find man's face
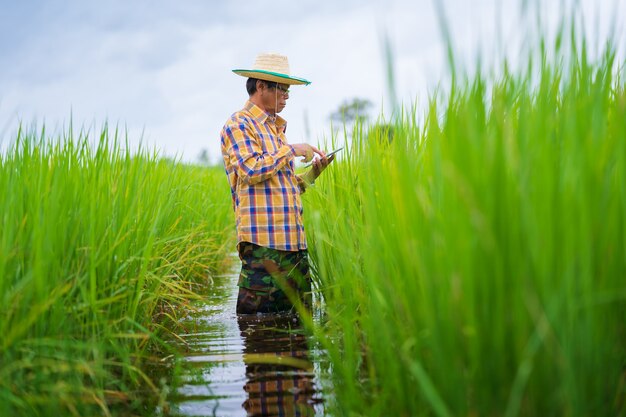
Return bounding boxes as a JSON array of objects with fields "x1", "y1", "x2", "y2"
[{"x1": 261, "y1": 82, "x2": 290, "y2": 114}]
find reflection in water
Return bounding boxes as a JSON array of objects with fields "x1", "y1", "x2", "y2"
[
  {"x1": 154, "y1": 269, "x2": 326, "y2": 416},
  {"x1": 238, "y1": 314, "x2": 319, "y2": 417}
]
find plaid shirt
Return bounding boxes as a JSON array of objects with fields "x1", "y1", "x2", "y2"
[{"x1": 220, "y1": 101, "x2": 306, "y2": 251}]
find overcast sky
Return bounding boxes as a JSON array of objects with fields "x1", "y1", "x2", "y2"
[{"x1": 1, "y1": 0, "x2": 624, "y2": 164}]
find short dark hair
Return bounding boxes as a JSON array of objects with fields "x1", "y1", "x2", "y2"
[{"x1": 246, "y1": 78, "x2": 277, "y2": 96}]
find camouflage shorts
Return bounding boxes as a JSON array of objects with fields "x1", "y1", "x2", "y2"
[{"x1": 236, "y1": 242, "x2": 312, "y2": 314}]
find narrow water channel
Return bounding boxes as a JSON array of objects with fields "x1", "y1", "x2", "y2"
[{"x1": 157, "y1": 260, "x2": 327, "y2": 416}]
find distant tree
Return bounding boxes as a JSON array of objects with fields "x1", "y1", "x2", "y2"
[
  {"x1": 330, "y1": 98, "x2": 373, "y2": 124},
  {"x1": 197, "y1": 148, "x2": 210, "y2": 165}
]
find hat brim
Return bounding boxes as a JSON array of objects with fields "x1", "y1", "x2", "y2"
[{"x1": 232, "y1": 69, "x2": 311, "y2": 85}]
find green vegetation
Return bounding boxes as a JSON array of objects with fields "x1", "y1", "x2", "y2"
[
  {"x1": 3, "y1": 10, "x2": 625, "y2": 417},
  {"x1": 305, "y1": 32, "x2": 626, "y2": 416},
  {"x1": 0, "y1": 127, "x2": 234, "y2": 416}
]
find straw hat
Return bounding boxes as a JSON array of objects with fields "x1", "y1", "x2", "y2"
[{"x1": 232, "y1": 52, "x2": 311, "y2": 86}]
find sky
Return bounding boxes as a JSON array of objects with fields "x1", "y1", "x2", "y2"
[{"x1": 1, "y1": 0, "x2": 624, "y2": 164}]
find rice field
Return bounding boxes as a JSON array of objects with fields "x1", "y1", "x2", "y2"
[
  {"x1": 0, "y1": 127, "x2": 234, "y2": 416},
  {"x1": 2, "y1": 12, "x2": 625, "y2": 417},
  {"x1": 304, "y1": 31, "x2": 626, "y2": 416}
]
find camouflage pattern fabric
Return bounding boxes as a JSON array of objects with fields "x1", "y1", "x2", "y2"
[{"x1": 236, "y1": 242, "x2": 312, "y2": 314}]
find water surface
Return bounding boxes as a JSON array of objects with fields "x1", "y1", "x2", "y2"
[{"x1": 158, "y1": 263, "x2": 326, "y2": 416}]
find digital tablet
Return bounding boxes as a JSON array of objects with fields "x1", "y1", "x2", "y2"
[{"x1": 303, "y1": 147, "x2": 343, "y2": 168}]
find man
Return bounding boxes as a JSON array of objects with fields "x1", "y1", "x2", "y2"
[{"x1": 220, "y1": 52, "x2": 334, "y2": 314}]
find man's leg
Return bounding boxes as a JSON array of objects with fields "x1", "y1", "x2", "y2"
[
  {"x1": 271, "y1": 249, "x2": 312, "y2": 311},
  {"x1": 236, "y1": 242, "x2": 311, "y2": 314}
]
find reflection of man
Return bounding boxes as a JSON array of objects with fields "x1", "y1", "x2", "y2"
[
  {"x1": 238, "y1": 315, "x2": 318, "y2": 416},
  {"x1": 220, "y1": 52, "x2": 334, "y2": 314}
]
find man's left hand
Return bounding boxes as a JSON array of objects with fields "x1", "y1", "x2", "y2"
[{"x1": 302, "y1": 154, "x2": 335, "y2": 185}]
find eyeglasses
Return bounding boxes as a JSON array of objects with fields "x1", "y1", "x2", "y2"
[
  {"x1": 265, "y1": 81, "x2": 290, "y2": 97},
  {"x1": 275, "y1": 84, "x2": 290, "y2": 97}
]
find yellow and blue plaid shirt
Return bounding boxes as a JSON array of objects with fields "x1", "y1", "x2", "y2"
[{"x1": 221, "y1": 101, "x2": 306, "y2": 251}]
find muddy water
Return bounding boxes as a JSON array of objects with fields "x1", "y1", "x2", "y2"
[{"x1": 158, "y1": 261, "x2": 327, "y2": 416}]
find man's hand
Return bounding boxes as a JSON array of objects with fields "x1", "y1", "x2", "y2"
[
  {"x1": 301, "y1": 154, "x2": 335, "y2": 186},
  {"x1": 310, "y1": 154, "x2": 335, "y2": 176},
  {"x1": 292, "y1": 143, "x2": 324, "y2": 163}
]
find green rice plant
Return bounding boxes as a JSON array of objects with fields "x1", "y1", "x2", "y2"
[
  {"x1": 304, "y1": 24, "x2": 626, "y2": 417},
  {"x1": 0, "y1": 126, "x2": 234, "y2": 416}
]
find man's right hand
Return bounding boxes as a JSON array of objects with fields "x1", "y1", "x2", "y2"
[{"x1": 292, "y1": 143, "x2": 325, "y2": 163}]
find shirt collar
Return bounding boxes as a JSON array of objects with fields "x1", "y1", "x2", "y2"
[{"x1": 244, "y1": 100, "x2": 287, "y2": 129}]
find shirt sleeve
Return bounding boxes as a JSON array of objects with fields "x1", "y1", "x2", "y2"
[{"x1": 222, "y1": 118, "x2": 295, "y2": 185}]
